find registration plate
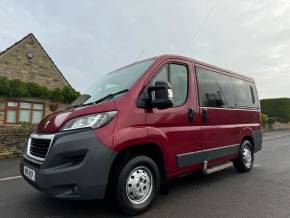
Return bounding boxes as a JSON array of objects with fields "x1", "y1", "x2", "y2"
[{"x1": 23, "y1": 166, "x2": 35, "y2": 181}]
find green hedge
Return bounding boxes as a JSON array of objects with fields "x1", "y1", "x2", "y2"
[
  {"x1": 260, "y1": 98, "x2": 290, "y2": 121},
  {"x1": 0, "y1": 76, "x2": 80, "y2": 103},
  {"x1": 261, "y1": 114, "x2": 269, "y2": 123}
]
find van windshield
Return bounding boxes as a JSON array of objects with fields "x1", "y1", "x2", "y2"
[{"x1": 70, "y1": 58, "x2": 155, "y2": 107}]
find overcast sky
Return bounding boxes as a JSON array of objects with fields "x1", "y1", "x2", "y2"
[{"x1": 0, "y1": 0, "x2": 290, "y2": 99}]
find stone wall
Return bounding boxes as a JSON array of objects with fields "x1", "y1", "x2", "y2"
[
  {"x1": 0, "y1": 100, "x2": 4, "y2": 124},
  {"x1": 0, "y1": 33, "x2": 68, "y2": 90},
  {"x1": 0, "y1": 97, "x2": 66, "y2": 158},
  {"x1": 0, "y1": 124, "x2": 36, "y2": 158},
  {"x1": 262, "y1": 121, "x2": 290, "y2": 131}
]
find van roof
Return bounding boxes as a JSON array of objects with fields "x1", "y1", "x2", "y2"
[{"x1": 154, "y1": 54, "x2": 255, "y2": 82}]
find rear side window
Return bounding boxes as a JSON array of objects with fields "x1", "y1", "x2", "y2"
[
  {"x1": 196, "y1": 67, "x2": 235, "y2": 108},
  {"x1": 232, "y1": 79, "x2": 259, "y2": 108},
  {"x1": 151, "y1": 63, "x2": 188, "y2": 107},
  {"x1": 252, "y1": 85, "x2": 259, "y2": 108}
]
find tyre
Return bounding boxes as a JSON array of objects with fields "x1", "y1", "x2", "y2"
[
  {"x1": 234, "y1": 140, "x2": 254, "y2": 173},
  {"x1": 112, "y1": 155, "x2": 160, "y2": 216}
]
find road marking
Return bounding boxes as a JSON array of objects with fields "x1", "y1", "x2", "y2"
[
  {"x1": 263, "y1": 136, "x2": 279, "y2": 140},
  {"x1": 0, "y1": 175, "x2": 22, "y2": 182},
  {"x1": 263, "y1": 134, "x2": 290, "y2": 140}
]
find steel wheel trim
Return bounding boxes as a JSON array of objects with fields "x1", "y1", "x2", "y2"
[
  {"x1": 126, "y1": 166, "x2": 153, "y2": 205},
  {"x1": 242, "y1": 146, "x2": 252, "y2": 168}
]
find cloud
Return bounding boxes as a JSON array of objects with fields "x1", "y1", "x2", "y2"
[{"x1": 0, "y1": 0, "x2": 289, "y2": 99}]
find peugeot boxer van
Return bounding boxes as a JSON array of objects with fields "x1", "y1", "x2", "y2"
[{"x1": 21, "y1": 54, "x2": 262, "y2": 215}]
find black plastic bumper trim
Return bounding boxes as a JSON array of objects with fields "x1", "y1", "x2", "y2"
[
  {"x1": 253, "y1": 130, "x2": 262, "y2": 153},
  {"x1": 176, "y1": 144, "x2": 239, "y2": 168},
  {"x1": 21, "y1": 129, "x2": 117, "y2": 200}
]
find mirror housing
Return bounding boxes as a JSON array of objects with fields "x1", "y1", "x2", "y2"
[{"x1": 148, "y1": 81, "x2": 173, "y2": 109}]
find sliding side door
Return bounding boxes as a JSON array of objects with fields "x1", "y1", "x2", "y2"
[{"x1": 195, "y1": 66, "x2": 240, "y2": 165}]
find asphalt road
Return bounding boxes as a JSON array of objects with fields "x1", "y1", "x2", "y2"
[{"x1": 1, "y1": 130, "x2": 290, "y2": 218}]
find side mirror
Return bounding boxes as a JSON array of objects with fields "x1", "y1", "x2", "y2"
[{"x1": 148, "y1": 81, "x2": 173, "y2": 109}]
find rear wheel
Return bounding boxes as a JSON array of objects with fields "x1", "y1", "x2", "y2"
[
  {"x1": 234, "y1": 140, "x2": 254, "y2": 172},
  {"x1": 112, "y1": 155, "x2": 160, "y2": 216}
]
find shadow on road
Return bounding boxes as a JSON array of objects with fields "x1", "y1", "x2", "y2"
[{"x1": 23, "y1": 168, "x2": 243, "y2": 217}]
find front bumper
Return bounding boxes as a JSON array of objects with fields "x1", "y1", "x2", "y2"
[{"x1": 20, "y1": 129, "x2": 116, "y2": 200}]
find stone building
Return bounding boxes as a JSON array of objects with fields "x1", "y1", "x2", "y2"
[{"x1": 0, "y1": 33, "x2": 71, "y2": 125}]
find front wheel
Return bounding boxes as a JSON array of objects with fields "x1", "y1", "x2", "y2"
[
  {"x1": 234, "y1": 140, "x2": 254, "y2": 173},
  {"x1": 114, "y1": 155, "x2": 160, "y2": 216}
]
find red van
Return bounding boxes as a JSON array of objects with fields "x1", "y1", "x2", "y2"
[{"x1": 21, "y1": 54, "x2": 262, "y2": 215}]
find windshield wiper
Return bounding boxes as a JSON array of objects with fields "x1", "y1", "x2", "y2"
[
  {"x1": 94, "y1": 89, "x2": 129, "y2": 104},
  {"x1": 66, "y1": 89, "x2": 129, "y2": 109}
]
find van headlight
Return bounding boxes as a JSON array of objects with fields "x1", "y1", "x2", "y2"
[{"x1": 61, "y1": 111, "x2": 117, "y2": 131}]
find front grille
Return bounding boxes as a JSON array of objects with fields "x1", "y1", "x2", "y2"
[
  {"x1": 30, "y1": 138, "x2": 51, "y2": 159},
  {"x1": 27, "y1": 134, "x2": 54, "y2": 161}
]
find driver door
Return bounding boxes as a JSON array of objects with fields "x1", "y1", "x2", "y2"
[{"x1": 145, "y1": 59, "x2": 202, "y2": 174}]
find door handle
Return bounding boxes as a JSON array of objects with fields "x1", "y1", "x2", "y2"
[
  {"x1": 188, "y1": 108, "x2": 195, "y2": 123},
  {"x1": 202, "y1": 108, "x2": 208, "y2": 122}
]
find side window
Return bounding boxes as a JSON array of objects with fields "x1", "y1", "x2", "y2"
[
  {"x1": 151, "y1": 64, "x2": 169, "y2": 85},
  {"x1": 196, "y1": 67, "x2": 235, "y2": 108},
  {"x1": 150, "y1": 63, "x2": 188, "y2": 107},
  {"x1": 170, "y1": 64, "x2": 188, "y2": 106},
  {"x1": 252, "y1": 85, "x2": 259, "y2": 108},
  {"x1": 233, "y1": 79, "x2": 259, "y2": 108}
]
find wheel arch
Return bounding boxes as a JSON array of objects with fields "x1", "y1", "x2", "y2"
[
  {"x1": 241, "y1": 135, "x2": 254, "y2": 151},
  {"x1": 239, "y1": 127, "x2": 255, "y2": 150},
  {"x1": 107, "y1": 142, "x2": 169, "y2": 196}
]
